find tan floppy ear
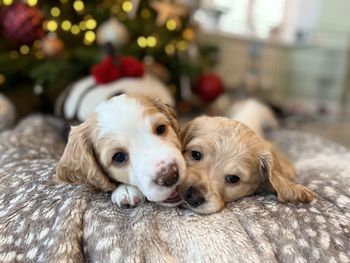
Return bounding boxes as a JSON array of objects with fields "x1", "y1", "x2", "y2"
[
  {"x1": 148, "y1": 96, "x2": 180, "y2": 137},
  {"x1": 164, "y1": 104, "x2": 180, "y2": 137},
  {"x1": 259, "y1": 145, "x2": 315, "y2": 203},
  {"x1": 180, "y1": 121, "x2": 196, "y2": 152},
  {"x1": 55, "y1": 116, "x2": 116, "y2": 192}
]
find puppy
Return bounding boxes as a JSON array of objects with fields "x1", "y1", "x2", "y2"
[
  {"x1": 178, "y1": 116, "x2": 315, "y2": 214},
  {"x1": 55, "y1": 94, "x2": 184, "y2": 207},
  {"x1": 227, "y1": 98, "x2": 278, "y2": 137}
]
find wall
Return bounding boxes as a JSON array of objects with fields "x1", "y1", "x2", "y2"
[
  {"x1": 198, "y1": 0, "x2": 350, "y2": 113},
  {"x1": 286, "y1": 0, "x2": 350, "y2": 112}
]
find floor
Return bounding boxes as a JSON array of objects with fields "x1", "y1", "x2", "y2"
[{"x1": 283, "y1": 115, "x2": 350, "y2": 148}]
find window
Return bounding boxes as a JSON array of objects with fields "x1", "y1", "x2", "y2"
[
  {"x1": 217, "y1": 0, "x2": 250, "y2": 35},
  {"x1": 252, "y1": 0, "x2": 286, "y2": 38},
  {"x1": 212, "y1": 0, "x2": 286, "y2": 37}
]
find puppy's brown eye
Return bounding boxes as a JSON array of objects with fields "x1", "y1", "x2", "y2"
[
  {"x1": 226, "y1": 175, "x2": 240, "y2": 184},
  {"x1": 156, "y1": 124, "x2": 166, "y2": 135},
  {"x1": 112, "y1": 152, "x2": 128, "y2": 164},
  {"x1": 191, "y1": 151, "x2": 202, "y2": 161}
]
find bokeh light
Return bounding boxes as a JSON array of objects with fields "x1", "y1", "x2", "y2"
[
  {"x1": 147, "y1": 36, "x2": 157, "y2": 47},
  {"x1": 137, "y1": 36, "x2": 147, "y2": 48},
  {"x1": 141, "y1": 9, "x2": 151, "y2": 19},
  {"x1": 50, "y1": 7, "x2": 61, "y2": 17},
  {"x1": 71, "y1": 25, "x2": 80, "y2": 35},
  {"x1": 27, "y1": 0, "x2": 38, "y2": 6},
  {"x1": 3, "y1": 0, "x2": 13, "y2": 5},
  {"x1": 176, "y1": 40, "x2": 188, "y2": 51},
  {"x1": 86, "y1": 19, "x2": 97, "y2": 30},
  {"x1": 84, "y1": 31, "x2": 96, "y2": 42},
  {"x1": 61, "y1": 20, "x2": 72, "y2": 31},
  {"x1": 35, "y1": 51, "x2": 45, "y2": 60},
  {"x1": 73, "y1": 0, "x2": 85, "y2": 12},
  {"x1": 46, "y1": 20, "x2": 58, "y2": 32},
  {"x1": 166, "y1": 19, "x2": 177, "y2": 31},
  {"x1": 165, "y1": 44, "x2": 175, "y2": 55},
  {"x1": 20, "y1": 45, "x2": 30, "y2": 55},
  {"x1": 9, "y1": 51, "x2": 18, "y2": 60},
  {"x1": 122, "y1": 1, "x2": 133, "y2": 12},
  {"x1": 79, "y1": 21, "x2": 87, "y2": 30},
  {"x1": 182, "y1": 28, "x2": 194, "y2": 41}
]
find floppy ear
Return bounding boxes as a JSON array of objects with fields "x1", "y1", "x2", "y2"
[
  {"x1": 259, "y1": 145, "x2": 315, "y2": 203},
  {"x1": 148, "y1": 96, "x2": 180, "y2": 137},
  {"x1": 55, "y1": 117, "x2": 116, "y2": 192},
  {"x1": 164, "y1": 104, "x2": 180, "y2": 137},
  {"x1": 180, "y1": 121, "x2": 196, "y2": 152}
]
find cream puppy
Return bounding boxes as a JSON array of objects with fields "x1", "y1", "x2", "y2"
[
  {"x1": 227, "y1": 98, "x2": 278, "y2": 137},
  {"x1": 179, "y1": 116, "x2": 315, "y2": 214},
  {"x1": 56, "y1": 94, "x2": 185, "y2": 207}
]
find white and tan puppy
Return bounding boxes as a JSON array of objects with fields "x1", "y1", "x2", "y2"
[{"x1": 55, "y1": 94, "x2": 185, "y2": 207}]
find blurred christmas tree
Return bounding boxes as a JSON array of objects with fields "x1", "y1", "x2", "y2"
[{"x1": 0, "y1": 0, "x2": 219, "y2": 116}]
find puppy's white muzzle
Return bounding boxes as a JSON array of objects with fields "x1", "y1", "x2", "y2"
[{"x1": 131, "y1": 145, "x2": 186, "y2": 202}]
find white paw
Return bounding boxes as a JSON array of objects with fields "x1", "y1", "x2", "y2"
[{"x1": 111, "y1": 184, "x2": 145, "y2": 207}]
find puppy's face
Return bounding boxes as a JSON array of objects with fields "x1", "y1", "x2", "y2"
[
  {"x1": 56, "y1": 94, "x2": 185, "y2": 203},
  {"x1": 179, "y1": 116, "x2": 315, "y2": 214}
]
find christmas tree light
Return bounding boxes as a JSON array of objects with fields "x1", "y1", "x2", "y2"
[
  {"x1": 86, "y1": 19, "x2": 97, "y2": 30},
  {"x1": 122, "y1": 1, "x2": 133, "y2": 12},
  {"x1": 70, "y1": 25, "x2": 80, "y2": 35},
  {"x1": 50, "y1": 7, "x2": 60, "y2": 17},
  {"x1": 61, "y1": 20, "x2": 72, "y2": 31},
  {"x1": 46, "y1": 20, "x2": 58, "y2": 32},
  {"x1": 73, "y1": 0, "x2": 84, "y2": 12},
  {"x1": 19, "y1": 45, "x2": 30, "y2": 55},
  {"x1": 166, "y1": 19, "x2": 177, "y2": 31},
  {"x1": 3, "y1": 0, "x2": 13, "y2": 6},
  {"x1": 27, "y1": 0, "x2": 37, "y2": 6}
]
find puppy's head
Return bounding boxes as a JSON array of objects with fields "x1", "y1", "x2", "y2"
[
  {"x1": 56, "y1": 94, "x2": 185, "y2": 203},
  {"x1": 178, "y1": 116, "x2": 315, "y2": 214}
]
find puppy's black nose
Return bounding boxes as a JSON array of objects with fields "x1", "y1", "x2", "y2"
[
  {"x1": 155, "y1": 163, "x2": 179, "y2": 187},
  {"x1": 185, "y1": 186, "x2": 205, "y2": 207}
]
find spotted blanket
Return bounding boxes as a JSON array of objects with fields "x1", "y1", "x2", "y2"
[{"x1": 0, "y1": 116, "x2": 349, "y2": 262}]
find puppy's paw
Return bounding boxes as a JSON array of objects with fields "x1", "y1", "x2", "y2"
[{"x1": 111, "y1": 184, "x2": 145, "y2": 207}]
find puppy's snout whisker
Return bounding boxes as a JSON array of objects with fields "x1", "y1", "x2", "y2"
[
  {"x1": 155, "y1": 163, "x2": 179, "y2": 187},
  {"x1": 185, "y1": 186, "x2": 205, "y2": 207}
]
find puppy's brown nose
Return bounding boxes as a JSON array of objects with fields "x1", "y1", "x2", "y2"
[
  {"x1": 155, "y1": 163, "x2": 179, "y2": 187},
  {"x1": 185, "y1": 186, "x2": 205, "y2": 207}
]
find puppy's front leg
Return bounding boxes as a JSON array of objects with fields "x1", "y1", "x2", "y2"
[{"x1": 111, "y1": 184, "x2": 145, "y2": 207}]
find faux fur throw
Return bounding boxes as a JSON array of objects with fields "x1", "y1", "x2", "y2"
[{"x1": 0, "y1": 116, "x2": 349, "y2": 262}]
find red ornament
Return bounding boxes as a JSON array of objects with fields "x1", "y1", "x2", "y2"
[
  {"x1": 91, "y1": 56, "x2": 122, "y2": 84},
  {"x1": 0, "y1": 3, "x2": 44, "y2": 47},
  {"x1": 91, "y1": 56, "x2": 144, "y2": 84},
  {"x1": 120, "y1": 56, "x2": 145, "y2": 78},
  {"x1": 195, "y1": 73, "x2": 224, "y2": 102}
]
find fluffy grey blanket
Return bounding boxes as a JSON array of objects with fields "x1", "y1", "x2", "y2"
[{"x1": 0, "y1": 116, "x2": 349, "y2": 262}]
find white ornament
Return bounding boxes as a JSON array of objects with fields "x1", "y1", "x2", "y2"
[
  {"x1": 96, "y1": 18, "x2": 129, "y2": 47},
  {"x1": 58, "y1": 75, "x2": 175, "y2": 122}
]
